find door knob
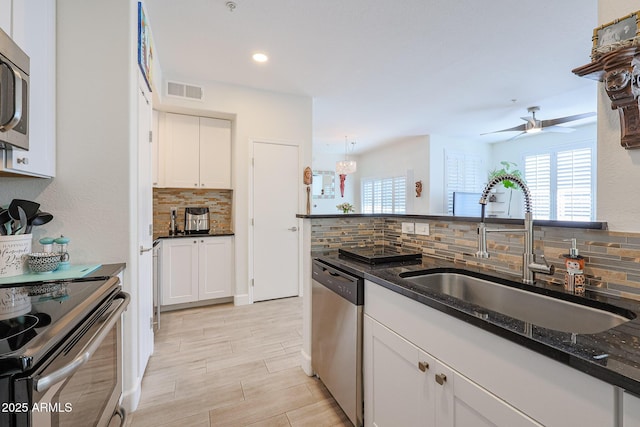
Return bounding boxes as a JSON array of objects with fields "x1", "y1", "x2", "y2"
[
  {"x1": 288, "y1": 227, "x2": 298, "y2": 232},
  {"x1": 418, "y1": 361, "x2": 429, "y2": 372},
  {"x1": 435, "y1": 373, "x2": 447, "y2": 385}
]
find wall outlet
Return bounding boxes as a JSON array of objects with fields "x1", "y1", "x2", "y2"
[
  {"x1": 415, "y1": 223, "x2": 430, "y2": 236},
  {"x1": 401, "y1": 222, "x2": 415, "y2": 234}
]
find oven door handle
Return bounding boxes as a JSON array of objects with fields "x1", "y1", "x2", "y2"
[{"x1": 34, "y1": 292, "x2": 130, "y2": 393}]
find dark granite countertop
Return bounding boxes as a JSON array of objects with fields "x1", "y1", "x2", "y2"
[
  {"x1": 297, "y1": 213, "x2": 607, "y2": 230},
  {"x1": 316, "y1": 254, "x2": 640, "y2": 396},
  {"x1": 155, "y1": 231, "x2": 234, "y2": 240}
]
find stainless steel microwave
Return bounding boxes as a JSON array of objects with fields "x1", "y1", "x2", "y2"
[{"x1": 0, "y1": 28, "x2": 29, "y2": 151}]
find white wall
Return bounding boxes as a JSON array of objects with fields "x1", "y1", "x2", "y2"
[
  {"x1": 311, "y1": 151, "x2": 356, "y2": 213},
  {"x1": 596, "y1": 0, "x2": 640, "y2": 231},
  {"x1": 350, "y1": 135, "x2": 491, "y2": 215},
  {"x1": 357, "y1": 136, "x2": 430, "y2": 213},
  {"x1": 154, "y1": 81, "x2": 312, "y2": 303}
]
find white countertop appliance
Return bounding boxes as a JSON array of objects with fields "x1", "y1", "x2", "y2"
[{"x1": 184, "y1": 207, "x2": 210, "y2": 234}]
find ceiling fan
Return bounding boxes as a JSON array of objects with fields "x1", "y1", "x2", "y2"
[{"x1": 482, "y1": 106, "x2": 596, "y2": 140}]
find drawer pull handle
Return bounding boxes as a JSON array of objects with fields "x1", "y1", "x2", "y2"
[
  {"x1": 418, "y1": 361, "x2": 429, "y2": 372},
  {"x1": 435, "y1": 373, "x2": 447, "y2": 385}
]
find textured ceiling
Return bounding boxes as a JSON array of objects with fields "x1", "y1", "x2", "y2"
[{"x1": 144, "y1": 0, "x2": 598, "y2": 154}]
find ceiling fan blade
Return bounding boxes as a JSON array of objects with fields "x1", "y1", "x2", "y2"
[
  {"x1": 541, "y1": 125, "x2": 575, "y2": 134},
  {"x1": 506, "y1": 132, "x2": 527, "y2": 141},
  {"x1": 541, "y1": 112, "x2": 596, "y2": 127},
  {"x1": 480, "y1": 123, "x2": 527, "y2": 135},
  {"x1": 520, "y1": 115, "x2": 533, "y2": 122}
]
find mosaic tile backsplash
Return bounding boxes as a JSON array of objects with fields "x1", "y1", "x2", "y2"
[
  {"x1": 153, "y1": 188, "x2": 233, "y2": 238},
  {"x1": 310, "y1": 216, "x2": 640, "y2": 299}
]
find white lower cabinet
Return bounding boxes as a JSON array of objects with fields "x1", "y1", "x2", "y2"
[
  {"x1": 161, "y1": 236, "x2": 233, "y2": 306},
  {"x1": 364, "y1": 280, "x2": 617, "y2": 427},
  {"x1": 623, "y1": 391, "x2": 640, "y2": 426},
  {"x1": 364, "y1": 314, "x2": 541, "y2": 427}
]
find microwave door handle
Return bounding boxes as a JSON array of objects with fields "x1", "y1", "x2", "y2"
[
  {"x1": 0, "y1": 65, "x2": 22, "y2": 132},
  {"x1": 34, "y1": 293, "x2": 130, "y2": 393}
]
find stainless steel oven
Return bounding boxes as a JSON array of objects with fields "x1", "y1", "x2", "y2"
[{"x1": 0, "y1": 276, "x2": 129, "y2": 427}]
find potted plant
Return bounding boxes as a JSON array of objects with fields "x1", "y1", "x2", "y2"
[
  {"x1": 487, "y1": 161, "x2": 524, "y2": 217},
  {"x1": 336, "y1": 202, "x2": 355, "y2": 214}
]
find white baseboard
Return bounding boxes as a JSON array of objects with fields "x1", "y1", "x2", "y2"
[
  {"x1": 234, "y1": 293, "x2": 252, "y2": 306},
  {"x1": 300, "y1": 349, "x2": 313, "y2": 376},
  {"x1": 121, "y1": 379, "x2": 141, "y2": 414}
]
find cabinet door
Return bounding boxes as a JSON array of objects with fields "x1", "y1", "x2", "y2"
[
  {"x1": 446, "y1": 371, "x2": 543, "y2": 427},
  {"x1": 364, "y1": 315, "x2": 436, "y2": 427},
  {"x1": 623, "y1": 391, "x2": 640, "y2": 427},
  {"x1": 152, "y1": 110, "x2": 162, "y2": 187},
  {"x1": 161, "y1": 238, "x2": 199, "y2": 305},
  {"x1": 199, "y1": 117, "x2": 231, "y2": 189},
  {"x1": 0, "y1": 0, "x2": 11, "y2": 35},
  {"x1": 163, "y1": 113, "x2": 200, "y2": 188},
  {"x1": 198, "y1": 236, "x2": 233, "y2": 300},
  {"x1": 3, "y1": 0, "x2": 56, "y2": 178}
]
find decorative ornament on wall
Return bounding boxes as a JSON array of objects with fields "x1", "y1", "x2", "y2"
[
  {"x1": 415, "y1": 181, "x2": 423, "y2": 198},
  {"x1": 303, "y1": 166, "x2": 312, "y2": 215}
]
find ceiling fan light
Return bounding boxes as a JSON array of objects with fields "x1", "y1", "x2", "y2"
[
  {"x1": 526, "y1": 127, "x2": 542, "y2": 134},
  {"x1": 336, "y1": 160, "x2": 357, "y2": 174}
]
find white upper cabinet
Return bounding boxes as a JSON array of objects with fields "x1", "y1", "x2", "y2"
[
  {"x1": 199, "y1": 117, "x2": 231, "y2": 189},
  {"x1": 1, "y1": 0, "x2": 56, "y2": 178},
  {"x1": 0, "y1": 0, "x2": 11, "y2": 35},
  {"x1": 159, "y1": 112, "x2": 232, "y2": 189}
]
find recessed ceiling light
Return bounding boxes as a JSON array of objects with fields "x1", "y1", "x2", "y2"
[{"x1": 252, "y1": 53, "x2": 268, "y2": 63}]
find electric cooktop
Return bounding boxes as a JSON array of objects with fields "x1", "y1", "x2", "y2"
[{"x1": 338, "y1": 246, "x2": 422, "y2": 265}]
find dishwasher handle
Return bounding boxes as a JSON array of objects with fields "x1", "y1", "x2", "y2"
[{"x1": 312, "y1": 259, "x2": 364, "y2": 305}]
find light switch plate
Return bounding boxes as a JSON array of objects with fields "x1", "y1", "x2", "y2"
[
  {"x1": 401, "y1": 222, "x2": 415, "y2": 234},
  {"x1": 415, "y1": 223, "x2": 430, "y2": 236}
]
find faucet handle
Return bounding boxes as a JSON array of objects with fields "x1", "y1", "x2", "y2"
[{"x1": 531, "y1": 254, "x2": 555, "y2": 275}]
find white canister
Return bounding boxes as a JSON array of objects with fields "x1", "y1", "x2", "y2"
[{"x1": 0, "y1": 234, "x2": 33, "y2": 277}]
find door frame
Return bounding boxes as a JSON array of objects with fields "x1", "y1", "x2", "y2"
[{"x1": 248, "y1": 138, "x2": 303, "y2": 303}]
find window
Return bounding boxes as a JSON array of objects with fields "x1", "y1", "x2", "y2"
[
  {"x1": 524, "y1": 144, "x2": 595, "y2": 221},
  {"x1": 362, "y1": 176, "x2": 406, "y2": 214},
  {"x1": 444, "y1": 151, "x2": 484, "y2": 214}
]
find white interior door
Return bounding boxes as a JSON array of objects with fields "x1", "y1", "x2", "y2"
[
  {"x1": 137, "y1": 86, "x2": 154, "y2": 374},
  {"x1": 252, "y1": 142, "x2": 299, "y2": 302}
]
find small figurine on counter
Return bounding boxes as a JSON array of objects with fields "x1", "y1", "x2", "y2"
[{"x1": 563, "y1": 238, "x2": 586, "y2": 295}]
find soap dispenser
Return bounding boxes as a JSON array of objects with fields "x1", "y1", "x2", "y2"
[{"x1": 563, "y1": 238, "x2": 585, "y2": 295}]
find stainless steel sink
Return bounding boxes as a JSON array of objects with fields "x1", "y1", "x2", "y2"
[{"x1": 400, "y1": 271, "x2": 635, "y2": 334}]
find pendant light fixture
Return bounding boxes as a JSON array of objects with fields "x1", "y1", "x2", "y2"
[{"x1": 336, "y1": 136, "x2": 357, "y2": 175}]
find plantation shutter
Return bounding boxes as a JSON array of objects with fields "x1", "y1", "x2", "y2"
[
  {"x1": 361, "y1": 176, "x2": 407, "y2": 214},
  {"x1": 445, "y1": 151, "x2": 483, "y2": 214},
  {"x1": 525, "y1": 154, "x2": 551, "y2": 220},
  {"x1": 556, "y1": 147, "x2": 592, "y2": 221},
  {"x1": 523, "y1": 144, "x2": 594, "y2": 221}
]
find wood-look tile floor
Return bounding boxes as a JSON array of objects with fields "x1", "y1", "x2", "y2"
[{"x1": 127, "y1": 297, "x2": 352, "y2": 427}]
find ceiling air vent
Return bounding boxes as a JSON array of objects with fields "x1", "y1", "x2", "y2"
[{"x1": 166, "y1": 81, "x2": 203, "y2": 101}]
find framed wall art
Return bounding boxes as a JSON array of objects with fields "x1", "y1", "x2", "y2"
[
  {"x1": 592, "y1": 10, "x2": 639, "y2": 59},
  {"x1": 138, "y1": 2, "x2": 153, "y2": 91}
]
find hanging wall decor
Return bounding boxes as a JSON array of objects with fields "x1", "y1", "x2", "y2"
[
  {"x1": 137, "y1": 2, "x2": 154, "y2": 92},
  {"x1": 303, "y1": 167, "x2": 312, "y2": 214},
  {"x1": 415, "y1": 181, "x2": 423, "y2": 198}
]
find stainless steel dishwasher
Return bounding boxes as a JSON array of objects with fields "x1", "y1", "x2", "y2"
[{"x1": 312, "y1": 259, "x2": 364, "y2": 427}]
